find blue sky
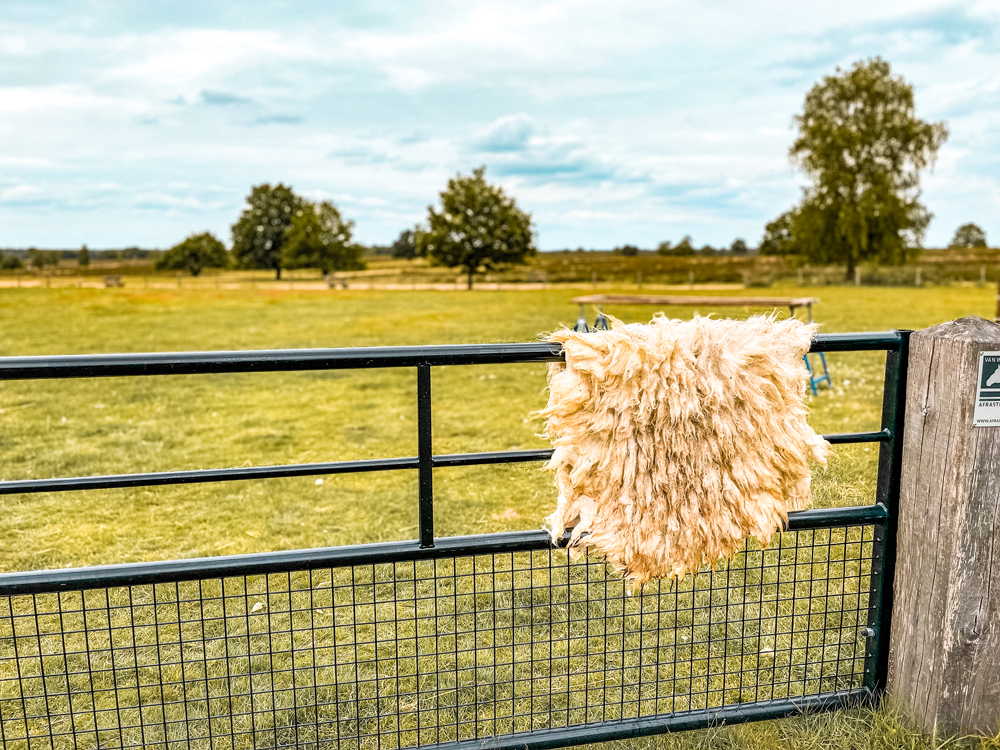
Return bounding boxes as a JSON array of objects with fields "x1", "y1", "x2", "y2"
[{"x1": 1, "y1": 1, "x2": 998, "y2": 250}]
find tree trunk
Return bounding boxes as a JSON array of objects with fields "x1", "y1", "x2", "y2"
[
  {"x1": 844, "y1": 261, "x2": 855, "y2": 281},
  {"x1": 467, "y1": 268, "x2": 474, "y2": 290},
  {"x1": 276, "y1": 266, "x2": 282, "y2": 280}
]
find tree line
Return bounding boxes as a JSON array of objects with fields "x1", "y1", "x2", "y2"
[
  {"x1": 0, "y1": 58, "x2": 991, "y2": 281},
  {"x1": 151, "y1": 166, "x2": 536, "y2": 288}
]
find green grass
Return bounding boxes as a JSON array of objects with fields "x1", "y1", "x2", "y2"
[{"x1": 1, "y1": 284, "x2": 997, "y2": 749}]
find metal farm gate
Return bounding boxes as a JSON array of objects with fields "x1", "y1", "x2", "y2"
[{"x1": 0, "y1": 331, "x2": 909, "y2": 750}]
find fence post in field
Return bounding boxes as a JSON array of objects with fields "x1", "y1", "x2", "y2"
[
  {"x1": 797, "y1": 268, "x2": 803, "y2": 286},
  {"x1": 688, "y1": 270, "x2": 694, "y2": 288},
  {"x1": 889, "y1": 316, "x2": 1000, "y2": 737},
  {"x1": 915, "y1": 267, "x2": 921, "y2": 287},
  {"x1": 855, "y1": 267, "x2": 862, "y2": 286},
  {"x1": 981, "y1": 265, "x2": 986, "y2": 286}
]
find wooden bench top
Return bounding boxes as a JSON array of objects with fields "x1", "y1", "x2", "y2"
[{"x1": 571, "y1": 294, "x2": 819, "y2": 308}]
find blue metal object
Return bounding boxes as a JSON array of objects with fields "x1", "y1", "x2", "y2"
[{"x1": 805, "y1": 351, "x2": 833, "y2": 395}]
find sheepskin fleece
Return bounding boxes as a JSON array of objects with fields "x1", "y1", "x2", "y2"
[{"x1": 541, "y1": 314, "x2": 829, "y2": 586}]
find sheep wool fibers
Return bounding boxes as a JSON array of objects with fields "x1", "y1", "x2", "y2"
[{"x1": 540, "y1": 314, "x2": 829, "y2": 586}]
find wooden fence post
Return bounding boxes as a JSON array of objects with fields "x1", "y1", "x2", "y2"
[{"x1": 889, "y1": 316, "x2": 1000, "y2": 737}]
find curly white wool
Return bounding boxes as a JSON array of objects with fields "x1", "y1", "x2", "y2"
[{"x1": 540, "y1": 314, "x2": 829, "y2": 586}]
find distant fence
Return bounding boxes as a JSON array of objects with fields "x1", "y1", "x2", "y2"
[{"x1": 0, "y1": 333, "x2": 908, "y2": 750}]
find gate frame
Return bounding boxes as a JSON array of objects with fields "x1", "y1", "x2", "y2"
[{"x1": 0, "y1": 331, "x2": 909, "y2": 749}]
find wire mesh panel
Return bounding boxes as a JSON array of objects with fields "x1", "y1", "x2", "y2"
[{"x1": 0, "y1": 525, "x2": 875, "y2": 750}]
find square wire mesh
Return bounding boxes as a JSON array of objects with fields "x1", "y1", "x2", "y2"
[{"x1": 0, "y1": 525, "x2": 876, "y2": 750}]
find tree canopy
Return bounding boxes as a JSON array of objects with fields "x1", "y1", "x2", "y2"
[
  {"x1": 730, "y1": 238, "x2": 749, "y2": 255},
  {"x1": 391, "y1": 229, "x2": 419, "y2": 259},
  {"x1": 761, "y1": 57, "x2": 947, "y2": 277},
  {"x1": 281, "y1": 201, "x2": 365, "y2": 275},
  {"x1": 415, "y1": 167, "x2": 535, "y2": 289},
  {"x1": 231, "y1": 183, "x2": 306, "y2": 279},
  {"x1": 155, "y1": 232, "x2": 229, "y2": 276},
  {"x1": 77, "y1": 244, "x2": 90, "y2": 266},
  {"x1": 950, "y1": 223, "x2": 988, "y2": 249},
  {"x1": 657, "y1": 236, "x2": 695, "y2": 256},
  {"x1": 0, "y1": 252, "x2": 22, "y2": 270}
]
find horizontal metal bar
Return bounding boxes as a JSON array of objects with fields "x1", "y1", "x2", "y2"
[
  {"x1": 785, "y1": 503, "x2": 887, "y2": 530},
  {"x1": 0, "y1": 332, "x2": 899, "y2": 381},
  {"x1": 0, "y1": 342, "x2": 565, "y2": 381},
  {"x1": 0, "y1": 450, "x2": 550, "y2": 495},
  {"x1": 0, "y1": 431, "x2": 885, "y2": 495},
  {"x1": 433, "y1": 449, "x2": 554, "y2": 467},
  {"x1": 432, "y1": 689, "x2": 870, "y2": 750},
  {"x1": 810, "y1": 331, "x2": 902, "y2": 352},
  {"x1": 0, "y1": 457, "x2": 420, "y2": 495},
  {"x1": 824, "y1": 429, "x2": 891, "y2": 444},
  {"x1": 0, "y1": 505, "x2": 886, "y2": 595}
]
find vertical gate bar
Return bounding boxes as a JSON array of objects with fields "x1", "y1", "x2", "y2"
[
  {"x1": 863, "y1": 330, "x2": 910, "y2": 694},
  {"x1": 417, "y1": 363, "x2": 435, "y2": 548}
]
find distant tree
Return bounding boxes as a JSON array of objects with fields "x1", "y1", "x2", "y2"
[
  {"x1": 28, "y1": 248, "x2": 60, "y2": 268},
  {"x1": 231, "y1": 183, "x2": 306, "y2": 279},
  {"x1": 950, "y1": 223, "x2": 988, "y2": 249},
  {"x1": 281, "y1": 201, "x2": 364, "y2": 275},
  {"x1": 614, "y1": 244, "x2": 640, "y2": 256},
  {"x1": 760, "y1": 211, "x2": 799, "y2": 257},
  {"x1": 657, "y1": 237, "x2": 695, "y2": 256},
  {"x1": 155, "y1": 232, "x2": 229, "y2": 276},
  {"x1": 698, "y1": 244, "x2": 716, "y2": 255},
  {"x1": 391, "y1": 229, "x2": 419, "y2": 259},
  {"x1": 77, "y1": 244, "x2": 90, "y2": 266},
  {"x1": 415, "y1": 166, "x2": 535, "y2": 289},
  {"x1": 762, "y1": 58, "x2": 947, "y2": 279},
  {"x1": 0, "y1": 252, "x2": 23, "y2": 270},
  {"x1": 730, "y1": 238, "x2": 749, "y2": 255},
  {"x1": 121, "y1": 246, "x2": 145, "y2": 260}
]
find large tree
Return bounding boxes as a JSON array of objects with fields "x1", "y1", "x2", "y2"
[
  {"x1": 281, "y1": 201, "x2": 365, "y2": 275},
  {"x1": 415, "y1": 167, "x2": 536, "y2": 289},
  {"x1": 230, "y1": 183, "x2": 306, "y2": 279},
  {"x1": 761, "y1": 58, "x2": 947, "y2": 278},
  {"x1": 155, "y1": 232, "x2": 229, "y2": 276}
]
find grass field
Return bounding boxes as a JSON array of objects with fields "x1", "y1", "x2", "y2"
[{"x1": 1, "y1": 284, "x2": 998, "y2": 749}]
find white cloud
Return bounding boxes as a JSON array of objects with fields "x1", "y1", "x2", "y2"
[{"x1": 0, "y1": 1, "x2": 997, "y2": 248}]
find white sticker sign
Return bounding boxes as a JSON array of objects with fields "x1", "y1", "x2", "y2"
[{"x1": 974, "y1": 351, "x2": 1000, "y2": 426}]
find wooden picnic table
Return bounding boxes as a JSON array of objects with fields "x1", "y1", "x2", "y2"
[
  {"x1": 571, "y1": 294, "x2": 820, "y2": 320},
  {"x1": 570, "y1": 293, "x2": 831, "y2": 394}
]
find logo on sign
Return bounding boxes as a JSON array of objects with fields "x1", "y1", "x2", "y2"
[{"x1": 974, "y1": 352, "x2": 1000, "y2": 426}]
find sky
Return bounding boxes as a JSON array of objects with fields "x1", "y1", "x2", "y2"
[{"x1": 1, "y1": 1, "x2": 998, "y2": 250}]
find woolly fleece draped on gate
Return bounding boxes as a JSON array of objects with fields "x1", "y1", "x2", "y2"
[{"x1": 541, "y1": 314, "x2": 830, "y2": 586}]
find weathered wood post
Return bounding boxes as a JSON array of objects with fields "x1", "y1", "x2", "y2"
[{"x1": 889, "y1": 316, "x2": 1000, "y2": 737}]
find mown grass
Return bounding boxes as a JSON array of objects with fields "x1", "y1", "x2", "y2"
[{"x1": 0, "y1": 284, "x2": 997, "y2": 749}]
